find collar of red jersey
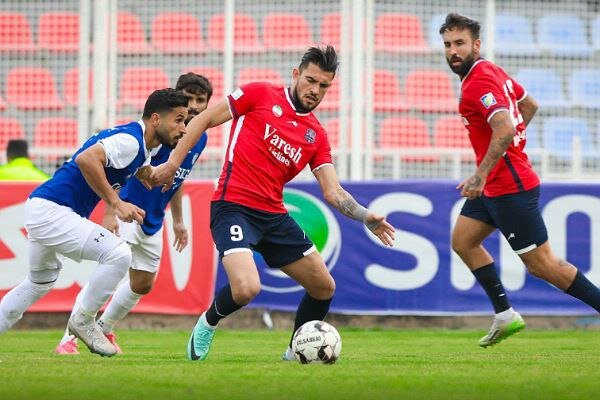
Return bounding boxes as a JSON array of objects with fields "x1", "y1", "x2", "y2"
[{"x1": 284, "y1": 87, "x2": 311, "y2": 116}]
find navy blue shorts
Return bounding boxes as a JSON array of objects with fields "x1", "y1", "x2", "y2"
[
  {"x1": 460, "y1": 186, "x2": 548, "y2": 254},
  {"x1": 210, "y1": 201, "x2": 315, "y2": 268}
]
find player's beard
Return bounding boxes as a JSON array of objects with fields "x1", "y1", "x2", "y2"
[
  {"x1": 447, "y1": 52, "x2": 476, "y2": 79},
  {"x1": 291, "y1": 87, "x2": 315, "y2": 113},
  {"x1": 156, "y1": 128, "x2": 180, "y2": 150}
]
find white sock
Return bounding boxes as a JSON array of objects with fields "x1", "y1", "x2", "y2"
[
  {"x1": 0, "y1": 277, "x2": 53, "y2": 333},
  {"x1": 495, "y1": 307, "x2": 515, "y2": 321},
  {"x1": 97, "y1": 282, "x2": 142, "y2": 334},
  {"x1": 200, "y1": 312, "x2": 216, "y2": 330},
  {"x1": 60, "y1": 284, "x2": 88, "y2": 344},
  {"x1": 79, "y1": 245, "x2": 130, "y2": 317}
]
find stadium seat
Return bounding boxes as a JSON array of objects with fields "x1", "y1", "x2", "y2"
[
  {"x1": 494, "y1": 14, "x2": 539, "y2": 56},
  {"x1": 63, "y1": 68, "x2": 93, "y2": 107},
  {"x1": 542, "y1": 117, "x2": 595, "y2": 158},
  {"x1": 182, "y1": 67, "x2": 224, "y2": 103},
  {"x1": 375, "y1": 13, "x2": 429, "y2": 53},
  {"x1": 236, "y1": 68, "x2": 284, "y2": 88},
  {"x1": 33, "y1": 117, "x2": 78, "y2": 149},
  {"x1": 0, "y1": 94, "x2": 6, "y2": 111},
  {"x1": 117, "y1": 11, "x2": 151, "y2": 54},
  {"x1": 592, "y1": 16, "x2": 600, "y2": 51},
  {"x1": 427, "y1": 14, "x2": 447, "y2": 51},
  {"x1": 207, "y1": 13, "x2": 263, "y2": 53},
  {"x1": 515, "y1": 69, "x2": 567, "y2": 108},
  {"x1": 523, "y1": 123, "x2": 541, "y2": 150},
  {"x1": 378, "y1": 117, "x2": 433, "y2": 161},
  {"x1": 6, "y1": 67, "x2": 64, "y2": 110},
  {"x1": 323, "y1": 118, "x2": 340, "y2": 149},
  {"x1": 151, "y1": 12, "x2": 205, "y2": 54},
  {"x1": 38, "y1": 11, "x2": 80, "y2": 52},
  {"x1": 262, "y1": 13, "x2": 313, "y2": 52},
  {"x1": 320, "y1": 13, "x2": 341, "y2": 49},
  {"x1": 0, "y1": 117, "x2": 25, "y2": 151},
  {"x1": 568, "y1": 69, "x2": 600, "y2": 109},
  {"x1": 0, "y1": 11, "x2": 36, "y2": 52},
  {"x1": 404, "y1": 69, "x2": 457, "y2": 112},
  {"x1": 537, "y1": 15, "x2": 591, "y2": 57},
  {"x1": 433, "y1": 116, "x2": 469, "y2": 149},
  {"x1": 118, "y1": 67, "x2": 170, "y2": 110},
  {"x1": 373, "y1": 69, "x2": 406, "y2": 112}
]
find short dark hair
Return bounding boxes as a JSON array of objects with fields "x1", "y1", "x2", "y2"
[
  {"x1": 299, "y1": 45, "x2": 339, "y2": 76},
  {"x1": 7, "y1": 139, "x2": 28, "y2": 160},
  {"x1": 439, "y1": 13, "x2": 481, "y2": 40},
  {"x1": 142, "y1": 88, "x2": 189, "y2": 119},
  {"x1": 176, "y1": 72, "x2": 213, "y2": 101}
]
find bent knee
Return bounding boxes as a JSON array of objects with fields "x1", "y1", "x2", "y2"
[
  {"x1": 231, "y1": 282, "x2": 261, "y2": 305},
  {"x1": 130, "y1": 280, "x2": 153, "y2": 295},
  {"x1": 310, "y1": 275, "x2": 336, "y2": 300}
]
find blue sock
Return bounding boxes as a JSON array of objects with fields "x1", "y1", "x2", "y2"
[
  {"x1": 205, "y1": 284, "x2": 243, "y2": 326},
  {"x1": 565, "y1": 271, "x2": 600, "y2": 313},
  {"x1": 472, "y1": 263, "x2": 511, "y2": 313}
]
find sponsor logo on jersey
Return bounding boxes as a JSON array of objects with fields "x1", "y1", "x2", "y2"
[
  {"x1": 304, "y1": 128, "x2": 316, "y2": 144},
  {"x1": 272, "y1": 105, "x2": 283, "y2": 117},
  {"x1": 264, "y1": 123, "x2": 303, "y2": 166},
  {"x1": 480, "y1": 92, "x2": 497, "y2": 109},
  {"x1": 257, "y1": 188, "x2": 341, "y2": 293}
]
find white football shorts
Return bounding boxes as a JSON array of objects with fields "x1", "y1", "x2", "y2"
[
  {"x1": 117, "y1": 219, "x2": 163, "y2": 273},
  {"x1": 25, "y1": 198, "x2": 124, "y2": 269}
]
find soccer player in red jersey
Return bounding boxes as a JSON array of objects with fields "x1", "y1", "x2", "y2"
[
  {"x1": 149, "y1": 46, "x2": 395, "y2": 361},
  {"x1": 441, "y1": 13, "x2": 600, "y2": 347}
]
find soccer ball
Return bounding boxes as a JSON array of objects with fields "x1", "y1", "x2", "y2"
[{"x1": 291, "y1": 320, "x2": 342, "y2": 364}]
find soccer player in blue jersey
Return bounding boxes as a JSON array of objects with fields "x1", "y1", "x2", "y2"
[
  {"x1": 55, "y1": 73, "x2": 213, "y2": 355},
  {"x1": 0, "y1": 88, "x2": 189, "y2": 357}
]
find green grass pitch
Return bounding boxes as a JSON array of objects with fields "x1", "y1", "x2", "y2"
[{"x1": 1, "y1": 328, "x2": 598, "y2": 400}]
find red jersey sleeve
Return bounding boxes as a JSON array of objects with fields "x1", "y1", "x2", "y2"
[
  {"x1": 511, "y1": 77, "x2": 527, "y2": 102},
  {"x1": 464, "y1": 73, "x2": 509, "y2": 123},
  {"x1": 309, "y1": 127, "x2": 333, "y2": 171},
  {"x1": 226, "y1": 82, "x2": 265, "y2": 118}
]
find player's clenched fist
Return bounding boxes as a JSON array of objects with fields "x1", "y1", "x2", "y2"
[{"x1": 113, "y1": 200, "x2": 145, "y2": 224}]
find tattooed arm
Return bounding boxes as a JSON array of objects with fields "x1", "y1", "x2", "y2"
[
  {"x1": 458, "y1": 110, "x2": 516, "y2": 199},
  {"x1": 313, "y1": 164, "x2": 395, "y2": 246}
]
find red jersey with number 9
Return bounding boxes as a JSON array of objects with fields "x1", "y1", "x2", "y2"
[
  {"x1": 212, "y1": 82, "x2": 333, "y2": 213},
  {"x1": 459, "y1": 59, "x2": 539, "y2": 197}
]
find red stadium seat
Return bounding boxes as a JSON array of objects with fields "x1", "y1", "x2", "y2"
[
  {"x1": 373, "y1": 69, "x2": 406, "y2": 112},
  {"x1": 34, "y1": 117, "x2": 79, "y2": 149},
  {"x1": 263, "y1": 13, "x2": 313, "y2": 51},
  {"x1": 236, "y1": 68, "x2": 284, "y2": 87},
  {"x1": 207, "y1": 13, "x2": 263, "y2": 53},
  {"x1": 6, "y1": 67, "x2": 64, "y2": 110},
  {"x1": 0, "y1": 12, "x2": 36, "y2": 52},
  {"x1": 320, "y1": 13, "x2": 341, "y2": 49},
  {"x1": 63, "y1": 68, "x2": 93, "y2": 107},
  {"x1": 404, "y1": 69, "x2": 457, "y2": 112},
  {"x1": 375, "y1": 13, "x2": 429, "y2": 53},
  {"x1": 117, "y1": 11, "x2": 151, "y2": 54},
  {"x1": 38, "y1": 11, "x2": 80, "y2": 52},
  {"x1": 379, "y1": 117, "x2": 433, "y2": 161},
  {"x1": 0, "y1": 118, "x2": 25, "y2": 151},
  {"x1": 151, "y1": 12, "x2": 205, "y2": 54},
  {"x1": 182, "y1": 67, "x2": 224, "y2": 103},
  {"x1": 433, "y1": 116, "x2": 470, "y2": 149},
  {"x1": 118, "y1": 67, "x2": 170, "y2": 110},
  {"x1": 324, "y1": 118, "x2": 340, "y2": 149}
]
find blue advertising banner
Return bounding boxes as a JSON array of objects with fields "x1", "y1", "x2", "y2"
[{"x1": 215, "y1": 181, "x2": 600, "y2": 315}]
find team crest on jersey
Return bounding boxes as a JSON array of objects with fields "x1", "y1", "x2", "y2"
[
  {"x1": 272, "y1": 105, "x2": 283, "y2": 117},
  {"x1": 480, "y1": 92, "x2": 497, "y2": 109},
  {"x1": 304, "y1": 128, "x2": 316, "y2": 144}
]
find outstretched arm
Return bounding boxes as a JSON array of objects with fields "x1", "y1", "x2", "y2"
[
  {"x1": 149, "y1": 100, "x2": 232, "y2": 189},
  {"x1": 313, "y1": 165, "x2": 395, "y2": 246}
]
